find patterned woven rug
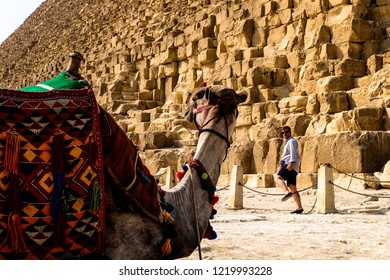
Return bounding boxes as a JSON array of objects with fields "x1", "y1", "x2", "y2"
[{"x1": 0, "y1": 88, "x2": 105, "y2": 259}]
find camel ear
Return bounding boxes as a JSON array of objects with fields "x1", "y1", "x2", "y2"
[
  {"x1": 193, "y1": 87, "x2": 207, "y2": 101},
  {"x1": 236, "y1": 91, "x2": 248, "y2": 104}
]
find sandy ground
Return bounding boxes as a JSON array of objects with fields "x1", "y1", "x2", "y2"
[{"x1": 183, "y1": 185, "x2": 390, "y2": 260}]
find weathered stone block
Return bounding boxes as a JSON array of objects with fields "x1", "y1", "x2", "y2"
[
  {"x1": 285, "y1": 113, "x2": 312, "y2": 136},
  {"x1": 332, "y1": 131, "x2": 390, "y2": 173},
  {"x1": 252, "y1": 102, "x2": 266, "y2": 124},
  {"x1": 316, "y1": 76, "x2": 354, "y2": 93},
  {"x1": 305, "y1": 114, "x2": 333, "y2": 135},
  {"x1": 264, "y1": 100, "x2": 280, "y2": 118},
  {"x1": 247, "y1": 66, "x2": 272, "y2": 86},
  {"x1": 335, "y1": 58, "x2": 367, "y2": 77},
  {"x1": 287, "y1": 51, "x2": 306, "y2": 67},
  {"x1": 320, "y1": 43, "x2": 338, "y2": 59},
  {"x1": 236, "y1": 105, "x2": 254, "y2": 127},
  {"x1": 317, "y1": 91, "x2": 349, "y2": 113},
  {"x1": 198, "y1": 37, "x2": 215, "y2": 51},
  {"x1": 279, "y1": 96, "x2": 308, "y2": 114},
  {"x1": 367, "y1": 54, "x2": 383, "y2": 75},
  {"x1": 331, "y1": 19, "x2": 374, "y2": 44},
  {"x1": 198, "y1": 49, "x2": 217, "y2": 64}
]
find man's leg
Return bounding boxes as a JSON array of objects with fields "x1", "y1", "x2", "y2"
[
  {"x1": 288, "y1": 184, "x2": 303, "y2": 210},
  {"x1": 274, "y1": 175, "x2": 289, "y2": 193}
]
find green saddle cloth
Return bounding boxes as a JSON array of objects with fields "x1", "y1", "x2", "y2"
[{"x1": 18, "y1": 71, "x2": 87, "y2": 92}]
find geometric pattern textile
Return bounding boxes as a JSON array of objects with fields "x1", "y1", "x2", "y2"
[{"x1": 0, "y1": 88, "x2": 105, "y2": 259}]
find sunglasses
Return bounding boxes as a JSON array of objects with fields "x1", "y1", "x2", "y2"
[{"x1": 281, "y1": 131, "x2": 290, "y2": 134}]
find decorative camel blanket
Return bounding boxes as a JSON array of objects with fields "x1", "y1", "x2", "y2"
[{"x1": 0, "y1": 87, "x2": 106, "y2": 259}]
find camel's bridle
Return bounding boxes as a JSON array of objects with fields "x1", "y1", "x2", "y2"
[
  {"x1": 193, "y1": 104, "x2": 234, "y2": 159},
  {"x1": 189, "y1": 103, "x2": 238, "y2": 260}
]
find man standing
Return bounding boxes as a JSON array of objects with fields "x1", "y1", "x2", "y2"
[{"x1": 274, "y1": 126, "x2": 303, "y2": 214}]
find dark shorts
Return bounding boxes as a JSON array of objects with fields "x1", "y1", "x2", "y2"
[{"x1": 277, "y1": 161, "x2": 297, "y2": 186}]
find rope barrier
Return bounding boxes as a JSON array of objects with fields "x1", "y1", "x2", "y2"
[
  {"x1": 239, "y1": 183, "x2": 316, "y2": 196},
  {"x1": 329, "y1": 181, "x2": 390, "y2": 199},
  {"x1": 330, "y1": 166, "x2": 390, "y2": 183}
]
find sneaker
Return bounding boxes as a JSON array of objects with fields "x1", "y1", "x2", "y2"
[
  {"x1": 290, "y1": 209, "x2": 304, "y2": 214},
  {"x1": 281, "y1": 192, "x2": 293, "y2": 201}
]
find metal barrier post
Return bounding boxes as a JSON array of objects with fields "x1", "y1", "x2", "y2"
[
  {"x1": 317, "y1": 164, "x2": 338, "y2": 213},
  {"x1": 228, "y1": 165, "x2": 243, "y2": 209}
]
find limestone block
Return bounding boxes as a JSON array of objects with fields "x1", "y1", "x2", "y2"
[
  {"x1": 243, "y1": 47, "x2": 263, "y2": 60},
  {"x1": 252, "y1": 102, "x2": 266, "y2": 124},
  {"x1": 284, "y1": 114, "x2": 312, "y2": 136},
  {"x1": 252, "y1": 26, "x2": 268, "y2": 47},
  {"x1": 367, "y1": 55, "x2": 383, "y2": 75},
  {"x1": 299, "y1": 61, "x2": 331, "y2": 81},
  {"x1": 303, "y1": 0, "x2": 329, "y2": 18},
  {"x1": 351, "y1": 106, "x2": 384, "y2": 131},
  {"x1": 186, "y1": 41, "x2": 198, "y2": 57},
  {"x1": 371, "y1": 5, "x2": 390, "y2": 28},
  {"x1": 259, "y1": 87, "x2": 275, "y2": 102},
  {"x1": 164, "y1": 62, "x2": 179, "y2": 77},
  {"x1": 198, "y1": 49, "x2": 217, "y2": 65},
  {"x1": 320, "y1": 43, "x2": 338, "y2": 59},
  {"x1": 267, "y1": 25, "x2": 287, "y2": 46},
  {"x1": 362, "y1": 40, "x2": 380, "y2": 61},
  {"x1": 332, "y1": 131, "x2": 390, "y2": 173},
  {"x1": 264, "y1": 100, "x2": 280, "y2": 118},
  {"x1": 335, "y1": 58, "x2": 366, "y2": 77},
  {"x1": 348, "y1": 87, "x2": 369, "y2": 109},
  {"x1": 223, "y1": 142, "x2": 255, "y2": 174},
  {"x1": 331, "y1": 19, "x2": 374, "y2": 44},
  {"x1": 304, "y1": 25, "x2": 332, "y2": 50},
  {"x1": 326, "y1": 4, "x2": 368, "y2": 26},
  {"x1": 287, "y1": 51, "x2": 305, "y2": 67},
  {"x1": 286, "y1": 68, "x2": 301, "y2": 85},
  {"x1": 271, "y1": 68, "x2": 287, "y2": 87},
  {"x1": 305, "y1": 114, "x2": 333, "y2": 135},
  {"x1": 140, "y1": 79, "x2": 156, "y2": 91},
  {"x1": 160, "y1": 48, "x2": 178, "y2": 64},
  {"x1": 272, "y1": 87, "x2": 290, "y2": 100},
  {"x1": 316, "y1": 76, "x2": 354, "y2": 93},
  {"x1": 236, "y1": 105, "x2": 254, "y2": 127},
  {"x1": 306, "y1": 93, "x2": 320, "y2": 115},
  {"x1": 241, "y1": 86, "x2": 260, "y2": 104},
  {"x1": 297, "y1": 173, "x2": 318, "y2": 189},
  {"x1": 318, "y1": 91, "x2": 349, "y2": 113},
  {"x1": 297, "y1": 79, "x2": 317, "y2": 95},
  {"x1": 263, "y1": 138, "x2": 283, "y2": 174},
  {"x1": 232, "y1": 61, "x2": 242, "y2": 77},
  {"x1": 177, "y1": 46, "x2": 187, "y2": 61},
  {"x1": 278, "y1": 96, "x2": 308, "y2": 114},
  {"x1": 336, "y1": 41, "x2": 363, "y2": 59},
  {"x1": 253, "y1": 140, "x2": 269, "y2": 174},
  {"x1": 234, "y1": 19, "x2": 255, "y2": 48},
  {"x1": 326, "y1": 111, "x2": 354, "y2": 133},
  {"x1": 278, "y1": 8, "x2": 293, "y2": 25},
  {"x1": 138, "y1": 90, "x2": 154, "y2": 101},
  {"x1": 198, "y1": 37, "x2": 215, "y2": 51},
  {"x1": 247, "y1": 66, "x2": 272, "y2": 86},
  {"x1": 264, "y1": 1, "x2": 277, "y2": 15}
]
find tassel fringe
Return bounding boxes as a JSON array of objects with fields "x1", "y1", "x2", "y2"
[
  {"x1": 4, "y1": 132, "x2": 20, "y2": 175},
  {"x1": 161, "y1": 238, "x2": 171, "y2": 255},
  {"x1": 0, "y1": 213, "x2": 27, "y2": 253}
]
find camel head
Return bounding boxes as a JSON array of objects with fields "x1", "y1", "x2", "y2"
[{"x1": 184, "y1": 85, "x2": 247, "y2": 123}]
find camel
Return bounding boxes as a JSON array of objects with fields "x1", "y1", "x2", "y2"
[
  {"x1": 0, "y1": 53, "x2": 247, "y2": 259},
  {"x1": 104, "y1": 86, "x2": 247, "y2": 259}
]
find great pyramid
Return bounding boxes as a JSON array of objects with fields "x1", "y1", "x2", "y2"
[{"x1": 1, "y1": 0, "x2": 390, "y2": 189}]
